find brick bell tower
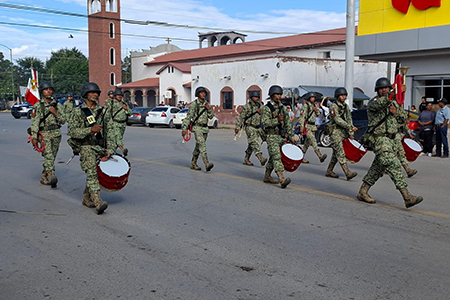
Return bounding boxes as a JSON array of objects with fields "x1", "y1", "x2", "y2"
[{"x1": 87, "y1": 0, "x2": 122, "y2": 105}]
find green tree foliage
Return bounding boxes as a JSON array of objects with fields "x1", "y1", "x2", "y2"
[
  {"x1": 16, "y1": 57, "x2": 45, "y2": 87},
  {"x1": 122, "y1": 55, "x2": 131, "y2": 84},
  {"x1": 0, "y1": 52, "x2": 15, "y2": 101},
  {"x1": 45, "y1": 47, "x2": 88, "y2": 96}
]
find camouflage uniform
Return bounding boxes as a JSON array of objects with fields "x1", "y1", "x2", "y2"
[
  {"x1": 394, "y1": 106, "x2": 417, "y2": 177},
  {"x1": 299, "y1": 101, "x2": 327, "y2": 163},
  {"x1": 326, "y1": 101, "x2": 357, "y2": 180},
  {"x1": 63, "y1": 98, "x2": 75, "y2": 118},
  {"x1": 108, "y1": 99, "x2": 132, "y2": 154},
  {"x1": 262, "y1": 99, "x2": 294, "y2": 187},
  {"x1": 235, "y1": 100, "x2": 266, "y2": 166},
  {"x1": 68, "y1": 103, "x2": 115, "y2": 195},
  {"x1": 182, "y1": 99, "x2": 215, "y2": 170},
  {"x1": 30, "y1": 98, "x2": 66, "y2": 186}
]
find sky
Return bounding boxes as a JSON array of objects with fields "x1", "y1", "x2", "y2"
[{"x1": 0, "y1": 0, "x2": 356, "y2": 62}]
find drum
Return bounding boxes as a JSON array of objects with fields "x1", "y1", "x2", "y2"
[
  {"x1": 402, "y1": 138, "x2": 422, "y2": 162},
  {"x1": 280, "y1": 143, "x2": 304, "y2": 172},
  {"x1": 343, "y1": 138, "x2": 367, "y2": 163},
  {"x1": 97, "y1": 154, "x2": 131, "y2": 192}
]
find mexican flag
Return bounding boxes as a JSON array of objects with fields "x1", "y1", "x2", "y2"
[{"x1": 24, "y1": 69, "x2": 40, "y2": 106}]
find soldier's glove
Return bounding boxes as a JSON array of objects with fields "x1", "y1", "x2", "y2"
[
  {"x1": 234, "y1": 128, "x2": 239, "y2": 134},
  {"x1": 182, "y1": 130, "x2": 187, "y2": 138}
]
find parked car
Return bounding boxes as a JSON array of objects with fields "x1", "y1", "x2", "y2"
[
  {"x1": 145, "y1": 106, "x2": 180, "y2": 128},
  {"x1": 173, "y1": 108, "x2": 219, "y2": 129},
  {"x1": 127, "y1": 107, "x2": 153, "y2": 126},
  {"x1": 11, "y1": 102, "x2": 34, "y2": 119}
]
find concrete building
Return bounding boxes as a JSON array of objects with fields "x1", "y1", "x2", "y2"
[
  {"x1": 356, "y1": 0, "x2": 450, "y2": 108},
  {"x1": 120, "y1": 27, "x2": 394, "y2": 124}
]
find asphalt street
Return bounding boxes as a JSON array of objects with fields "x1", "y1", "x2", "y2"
[{"x1": 1, "y1": 112, "x2": 450, "y2": 300}]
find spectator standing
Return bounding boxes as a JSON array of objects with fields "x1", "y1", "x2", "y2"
[
  {"x1": 411, "y1": 105, "x2": 417, "y2": 113},
  {"x1": 434, "y1": 98, "x2": 450, "y2": 158},
  {"x1": 419, "y1": 96, "x2": 427, "y2": 113},
  {"x1": 287, "y1": 105, "x2": 295, "y2": 127},
  {"x1": 293, "y1": 98, "x2": 302, "y2": 125},
  {"x1": 418, "y1": 102, "x2": 436, "y2": 156},
  {"x1": 315, "y1": 97, "x2": 330, "y2": 126}
]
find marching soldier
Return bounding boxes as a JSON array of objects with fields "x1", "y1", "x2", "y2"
[
  {"x1": 30, "y1": 81, "x2": 66, "y2": 188},
  {"x1": 298, "y1": 92, "x2": 327, "y2": 164},
  {"x1": 325, "y1": 88, "x2": 358, "y2": 180},
  {"x1": 357, "y1": 77, "x2": 423, "y2": 208},
  {"x1": 234, "y1": 91, "x2": 267, "y2": 166},
  {"x1": 108, "y1": 88, "x2": 132, "y2": 156},
  {"x1": 68, "y1": 82, "x2": 115, "y2": 214},
  {"x1": 105, "y1": 90, "x2": 114, "y2": 108},
  {"x1": 261, "y1": 85, "x2": 297, "y2": 188},
  {"x1": 394, "y1": 106, "x2": 417, "y2": 177},
  {"x1": 182, "y1": 86, "x2": 215, "y2": 172},
  {"x1": 63, "y1": 93, "x2": 75, "y2": 117}
]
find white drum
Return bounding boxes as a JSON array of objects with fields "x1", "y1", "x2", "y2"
[
  {"x1": 402, "y1": 138, "x2": 422, "y2": 162},
  {"x1": 97, "y1": 155, "x2": 131, "y2": 192},
  {"x1": 280, "y1": 144, "x2": 304, "y2": 172}
]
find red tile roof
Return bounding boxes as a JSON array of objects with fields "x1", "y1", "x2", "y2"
[
  {"x1": 145, "y1": 27, "x2": 347, "y2": 66},
  {"x1": 119, "y1": 77, "x2": 160, "y2": 88},
  {"x1": 156, "y1": 62, "x2": 191, "y2": 75}
]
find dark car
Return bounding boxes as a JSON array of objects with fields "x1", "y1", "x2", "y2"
[
  {"x1": 127, "y1": 107, "x2": 153, "y2": 126},
  {"x1": 11, "y1": 102, "x2": 34, "y2": 119},
  {"x1": 315, "y1": 109, "x2": 368, "y2": 147}
]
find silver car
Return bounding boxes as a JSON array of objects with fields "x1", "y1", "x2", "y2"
[
  {"x1": 173, "y1": 108, "x2": 219, "y2": 129},
  {"x1": 145, "y1": 106, "x2": 180, "y2": 128}
]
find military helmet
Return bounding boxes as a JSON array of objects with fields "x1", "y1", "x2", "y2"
[
  {"x1": 268, "y1": 85, "x2": 283, "y2": 97},
  {"x1": 304, "y1": 91, "x2": 316, "y2": 100},
  {"x1": 249, "y1": 91, "x2": 260, "y2": 98},
  {"x1": 108, "y1": 90, "x2": 114, "y2": 95},
  {"x1": 81, "y1": 82, "x2": 101, "y2": 98},
  {"x1": 195, "y1": 86, "x2": 208, "y2": 97},
  {"x1": 114, "y1": 88, "x2": 123, "y2": 96},
  {"x1": 374, "y1": 77, "x2": 392, "y2": 91},
  {"x1": 334, "y1": 87, "x2": 348, "y2": 99},
  {"x1": 38, "y1": 81, "x2": 54, "y2": 92}
]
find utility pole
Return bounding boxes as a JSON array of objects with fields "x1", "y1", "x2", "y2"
[{"x1": 345, "y1": 0, "x2": 356, "y2": 108}]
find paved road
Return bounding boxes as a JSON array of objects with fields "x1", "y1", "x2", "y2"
[{"x1": 1, "y1": 112, "x2": 450, "y2": 300}]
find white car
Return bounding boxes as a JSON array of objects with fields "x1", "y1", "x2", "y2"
[
  {"x1": 145, "y1": 106, "x2": 180, "y2": 128},
  {"x1": 173, "y1": 108, "x2": 219, "y2": 129}
]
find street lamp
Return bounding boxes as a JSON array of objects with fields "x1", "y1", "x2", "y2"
[{"x1": 0, "y1": 43, "x2": 15, "y2": 102}]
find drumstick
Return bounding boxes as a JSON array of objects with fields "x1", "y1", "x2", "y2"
[{"x1": 110, "y1": 156, "x2": 118, "y2": 162}]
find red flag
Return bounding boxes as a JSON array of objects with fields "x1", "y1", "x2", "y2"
[{"x1": 24, "y1": 69, "x2": 40, "y2": 106}]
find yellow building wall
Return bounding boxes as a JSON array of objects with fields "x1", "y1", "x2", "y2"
[{"x1": 359, "y1": 0, "x2": 450, "y2": 35}]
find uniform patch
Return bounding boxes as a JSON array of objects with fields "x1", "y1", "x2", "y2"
[
  {"x1": 331, "y1": 110, "x2": 335, "y2": 117},
  {"x1": 87, "y1": 115, "x2": 96, "y2": 124}
]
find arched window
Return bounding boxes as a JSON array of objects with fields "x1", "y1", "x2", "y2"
[
  {"x1": 221, "y1": 86, "x2": 234, "y2": 110},
  {"x1": 89, "y1": 0, "x2": 101, "y2": 14},
  {"x1": 110, "y1": 73, "x2": 115, "y2": 86},
  {"x1": 109, "y1": 23, "x2": 115, "y2": 39},
  {"x1": 110, "y1": 48, "x2": 115, "y2": 65}
]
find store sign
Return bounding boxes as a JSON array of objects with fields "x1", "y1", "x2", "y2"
[{"x1": 392, "y1": 0, "x2": 441, "y2": 14}]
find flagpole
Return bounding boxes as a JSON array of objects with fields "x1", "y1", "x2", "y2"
[{"x1": 345, "y1": 0, "x2": 356, "y2": 109}]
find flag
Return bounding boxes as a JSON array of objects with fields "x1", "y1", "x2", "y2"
[{"x1": 24, "y1": 69, "x2": 40, "y2": 106}]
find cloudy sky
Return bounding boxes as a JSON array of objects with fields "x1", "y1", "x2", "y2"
[{"x1": 0, "y1": 0, "x2": 355, "y2": 62}]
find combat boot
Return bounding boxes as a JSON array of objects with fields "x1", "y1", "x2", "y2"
[
  {"x1": 276, "y1": 171, "x2": 291, "y2": 189},
  {"x1": 256, "y1": 153, "x2": 268, "y2": 166},
  {"x1": 341, "y1": 163, "x2": 357, "y2": 181},
  {"x1": 90, "y1": 191, "x2": 108, "y2": 214},
  {"x1": 402, "y1": 163, "x2": 417, "y2": 178},
  {"x1": 82, "y1": 187, "x2": 95, "y2": 208},
  {"x1": 47, "y1": 170, "x2": 58, "y2": 188},
  {"x1": 243, "y1": 152, "x2": 254, "y2": 166},
  {"x1": 190, "y1": 155, "x2": 201, "y2": 171},
  {"x1": 263, "y1": 168, "x2": 279, "y2": 184},
  {"x1": 202, "y1": 156, "x2": 214, "y2": 172},
  {"x1": 40, "y1": 170, "x2": 50, "y2": 185},
  {"x1": 325, "y1": 160, "x2": 339, "y2": 178},
  {"x1": 399, "y1": 187, "x2": 423, "y2": 208},
  {"x1": 315, "y1": 150, "x2": 327, "y2": 163},
  {"x1": 357, "y1": 182, "x2": 376, "y2": 204}
]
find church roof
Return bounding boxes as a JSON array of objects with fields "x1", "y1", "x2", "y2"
[{"x1": 119, "y1": 77, "x2": 160, "y2": 89}]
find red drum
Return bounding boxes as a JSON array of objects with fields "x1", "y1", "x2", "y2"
[
  {"x1": 402, "y1": 138, "x2": 422, "y2": 162},
  {"x1": 343, "y1": 138, "x2": 367, "y2": 163},
  {"x1": 97, "y1": 154, "x2": 131, "y2": 192},
  {"x1": 280, "y1": 143, "x2": 304, "y2": 172}
]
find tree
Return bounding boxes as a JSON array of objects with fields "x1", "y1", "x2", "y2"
[
  {"x1": 0, "y1": 52, "x2": 15, "y2": 101},
  {"x1": 45, "y1": 47, "x2": 89, "y2": 96},
  {"x1": 16, "y1": 57, "x2": 45, "y2": 87},
  {"x1": 122, "y1": 55, "x2": 131, "y2": 84}
]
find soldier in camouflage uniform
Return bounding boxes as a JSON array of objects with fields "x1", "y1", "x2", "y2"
[
  {"x1": 262, "y1": 85, "x2": 298, "y2": 188},
  {"x1": 325, "y1": 87, "x2": 358, "y2": 180},
  {"x1": 105, "y1": 90, "x2": 114, "y2": 108},
  {"x1": 298, "y1": 92, "x2": 327, "y2": 164},
  {"x1": 108, "y1": 88, "x2": 132, "y2": 156},
  {"x1": 357, "y1": 77, "x2": 423, "y2": 208},
  {"x1": 182, "y1": 86, "x2": 215, "y2": 172},
  {"x1": 234, "y1": 91, "x2": 267, "y2": 166},
  {"x1": 30, "y1": 81, "x2": 66, "y2": 188},
  {"x1": 394, "y1": 106, "x2": 417, "y2": 177},
  {"x1": 63, "y1": 94, "x2": 75, "y2": 118},
  {"x1": 68, "y1": 82, "x2": 115, "y2": 214}
]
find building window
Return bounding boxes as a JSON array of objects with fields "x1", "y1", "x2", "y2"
[
  {"x1": 110, "y1": 73, "x2": 115, "y2": 86},
  {"x1": 413, "y1": 77, "x2": 450, "y2": 105},
  {"x1": 221, "y1": 87, "x2": 233, "y2": 110},
  {"x1": 319, "y1": 51, "x2": 331, "y2": 59},
  {"x1": 110, "y1": 48, "x2": 115, "y2": 65},
  {"x1": 109, "y1": 23, "x2": 115, "y2": 39}
]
